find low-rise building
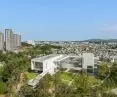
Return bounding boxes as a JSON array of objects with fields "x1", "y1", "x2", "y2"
[
  {"x1": 29, "y1": 53, "x2": 99, "y2": 87},
  {"x1": 110, "y1": 56, "x2": 117, "y2": 63},
  {"x1": 29, "y1": 53, "x2": 101, "y2": 87},
  {"x1": 31, "y1": 53, "x2": 98, "y2": 74}
]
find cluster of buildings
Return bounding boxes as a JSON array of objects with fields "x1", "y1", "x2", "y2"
[
  {"x1": 27, "y1": 40, "x2": 117, "y2": 87},
  {"x1": 26, "y1": 40, "x2": 35, "y2": 46},
  {"x1": 26, "y1": 40, "x2": 117, "y2": 57},
  {"x1": 28, "y1": 53, "x2": 99, "y2": 87},
  {"x1": 0, "y1": 29, "x2": 21, "y2": 51}
]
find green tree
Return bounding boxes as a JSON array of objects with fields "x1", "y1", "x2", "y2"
[
  {"x1": 72, "y1": 73, "x2": 90, "y2": 97},
  {"x1": 99, "y1": 63, "x2": 109, "y2": 79},
  {"x1": 55, "y1": 83, "x2": 75, "y2": 97}
]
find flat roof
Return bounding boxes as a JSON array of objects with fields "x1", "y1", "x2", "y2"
[
  {"x1": 32, "y1": 54, "x2": 60, "y2": 62},
  {"x1": 55, "y1": 55, "x2": 68, "y2": 61},
  {"x1": 32, "y1": 53, "x2": 96, "y2": 62},
  {"x1": 55, "y1": 55, "x2": 82, "y2": 62}
]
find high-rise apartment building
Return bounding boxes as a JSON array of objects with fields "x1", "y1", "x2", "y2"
[
  {"x1": 13, "y1": 34, "x2": 18, "y2": 50},
  {"x1": 0, "y1": 32, "x2": 4, "y2": 50},
  {"x1": 13, "y1": 34, "x2": 21, "y2": 49},
  {"x1": 17, "y1": 35, "x2": 21, "y2": 47},
  {"x1": 2, "y1": 29, "x2": 22, "y2": 51},
  {"x1": 5, "y1": 29, "x2": 14, "y2": 51}
]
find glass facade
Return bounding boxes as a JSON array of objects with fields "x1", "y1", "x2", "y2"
[{"x1": 87, "y1": 66, "x2": 93, "y2": 73}]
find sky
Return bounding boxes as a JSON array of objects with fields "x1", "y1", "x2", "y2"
[{"x1": 0, "y1": 0, "x2": 117, "y2": 41}]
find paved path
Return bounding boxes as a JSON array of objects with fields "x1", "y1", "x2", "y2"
[
  {"x1": 28, "y1": 67, "x2": 56, "y2": 88},
  {"x1": 111, "y1": 88, "x2": 117, "y2": 94}
]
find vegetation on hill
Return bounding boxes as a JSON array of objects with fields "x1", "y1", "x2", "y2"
[
  {"x1": 0, "y1": 44, "x2": 117, "y2": 97},
  {"x1": 0, "y1": 44, "x2": 62, "y2": 97},
  {"x1": 20, "y1": 68, "x2": 117, "y2": 97}
]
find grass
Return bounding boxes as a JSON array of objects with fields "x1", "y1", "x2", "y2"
[
  {"x1": 26, "y1": 72, "x2": 38, "y2": 80},
  {"x1": 60, "y1": 72, "x2": 72, "y2": 81},
  {"x1": 0, "y1": 80, "x2": 7, "y2": 94},
  {"x1": 0, "y1": 67, "x2": 4, "y2": 75},
  {"x1": 88, "y1": 75, "x2": 100, "y2": 85}
]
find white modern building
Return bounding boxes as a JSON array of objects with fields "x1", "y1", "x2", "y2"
[
  {"x1": 31, "y1": 54, "x2": 63, "y2": 74},
  {"x1": 29, "y1": 53, "x2": 99, "y2": 87},
  {"x1": 31, "y1": 53, "x2": 97, "y2": 74}
]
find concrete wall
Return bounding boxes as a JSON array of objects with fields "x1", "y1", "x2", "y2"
[
  {"x1": 43, "y1": 55, "x2": 63, "y2": 74},
  {"x1": 31, "y1": 55, "x2": 64, "y2": 74},
  {"x1": 82, "y1": 53, "x2": 94, "y2": 69},
  {"x1": 60, "y1": 63, "x2": 74, "y2": 69}
]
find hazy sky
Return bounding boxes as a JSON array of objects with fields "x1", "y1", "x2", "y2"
[{"x1": 0, "y1": 0, "x2": 117, "y2": 41}]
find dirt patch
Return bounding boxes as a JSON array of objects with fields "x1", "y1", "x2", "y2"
[{"x1": 0, "y1": 95, "x2": 6, "y2": 97}]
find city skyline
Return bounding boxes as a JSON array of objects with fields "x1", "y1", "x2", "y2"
[
  {"x1": 1, "y1": 0, "x2": 117, "y2": 41},
  {"x1": 0, "y1": 29, "x2": 21, "y2": 51}
]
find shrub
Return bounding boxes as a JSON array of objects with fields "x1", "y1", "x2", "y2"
[{"x1": 0, "y1": 80, "x2": 7, "y2": 94}]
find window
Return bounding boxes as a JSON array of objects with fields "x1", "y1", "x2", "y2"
[
  {"x1": 87, "y1": 66, "x2": 93, "y2": 73},
  {"x1": 35, "y1": 62, "x2": 43, "y2": 69},
  {"x1": 87, "y1": 66, "x2": 93, "y2": 68},
  {"x1": 94, "y1": 64, "x2": 97, "y2": 67},
  {"x1": 94, "y1": 68, "x2": 99, "y2": 75}
]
